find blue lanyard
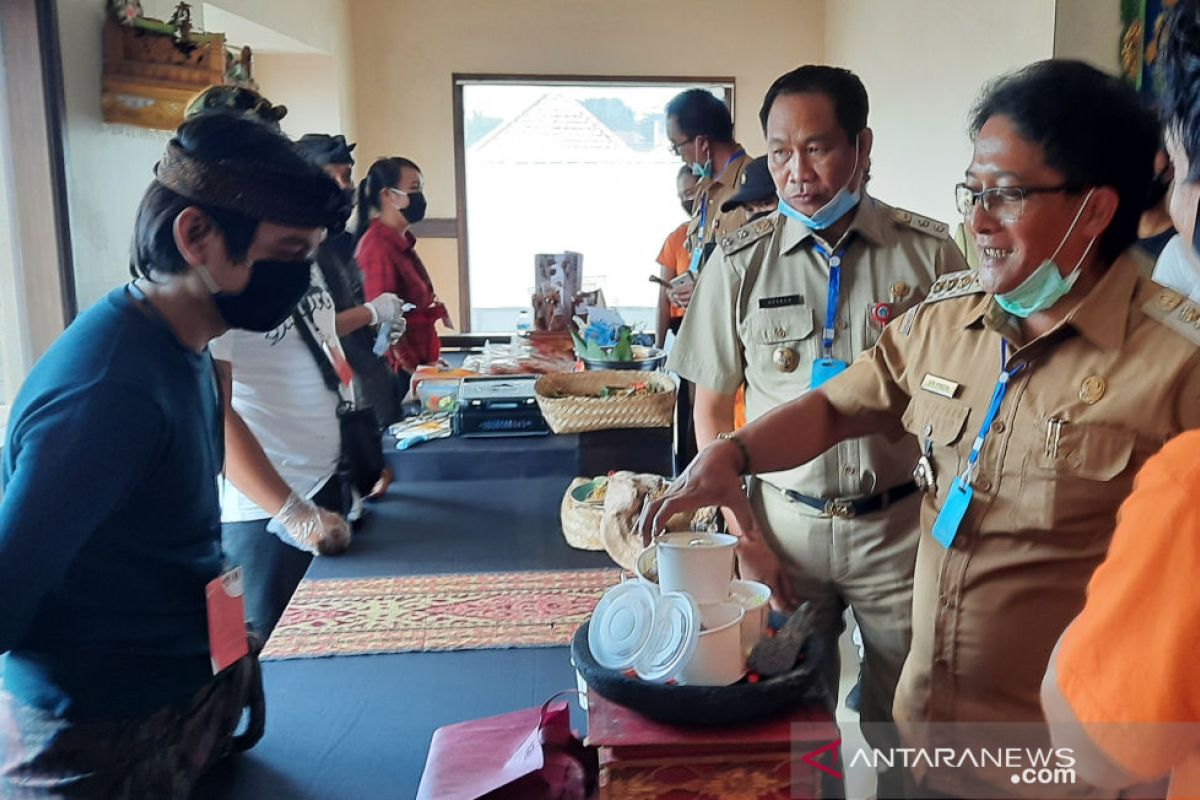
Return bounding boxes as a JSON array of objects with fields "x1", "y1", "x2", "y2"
[
  {"x1": 687, "y1": 201, "x2": 708, "y2": 273},
  {"x1": 811, "y1": 241, "x2": 849, "y2": 359},
  {"x1": 687, "y1": 150, "x2": 747, "y2": 273},
  {"x1": 961, "y1": 340, "x2": 1025, "y2": 486}
]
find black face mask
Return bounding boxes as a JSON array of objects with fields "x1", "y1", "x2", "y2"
[
  {"x1": 401, "y1": 192, "x2": 427, "y2": 224},
  {"x1": 329, "y1": 188, "x2": 355, "y2": 234},
  {"x1": 213, "y1": 259, "x2": 313, "y2": 332}
]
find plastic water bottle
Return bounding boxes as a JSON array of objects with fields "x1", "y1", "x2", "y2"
[{"x1": 516, "y1": 308, "x2": 532, "y2": 335}]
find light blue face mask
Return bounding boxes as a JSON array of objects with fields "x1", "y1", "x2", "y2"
[
  {"x1": 994, "y1": 189, "x2": 1096, "y2": 318},
  {"x1": 775, "y1": 136, "x2": 862, "y2": 231},
  {"x1": 691, "y1": 158, "x2": 712, "y2": 180}
]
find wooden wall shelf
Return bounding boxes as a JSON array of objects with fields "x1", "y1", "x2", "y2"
[{"x1": 101, "y1": 19, "x2": 225, "y2": 130}]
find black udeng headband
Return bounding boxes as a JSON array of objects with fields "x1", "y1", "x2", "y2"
[{"x1": 154, "y1": 141, "x2": 348, "y2": 229}]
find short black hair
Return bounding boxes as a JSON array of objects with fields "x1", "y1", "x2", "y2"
[
  {"x1": 758, "y1": 65, "x2": 869, "y2": 140},
  {"x1": 666, "y1": 89, "x2": 734, "y2": 143},
  {"x1": 969, "y1": 59, "x2": 1158, "y2": 265},
  {"x1": 1160, "y1": 0, "x2": 1200, "y2": 180},
  {"x1": 130, "y1": 113, "x2": 324, "y2": 279}
]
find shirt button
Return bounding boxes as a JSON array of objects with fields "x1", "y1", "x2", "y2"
[
  {"x1": 991, "y1": 420, "x2": 1005, "y2": 434},
  {"x1": 838, "y1": 319, "x2": 849, "y2": 330},
  {"x1": 774, "y1": 327, "x2": 787, "y2": 338},
  {"x1": 975, "y1": 476, "x2": 992, "y2": 492},
  {"x1": 843, "y1": 465, "x2": 856, "y2": 476},
  {"x1": 934, "y1": 656, "x2": 950, "y2": 669}
]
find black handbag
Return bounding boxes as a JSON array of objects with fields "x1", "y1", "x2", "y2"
[
  {"x1": 292, "y1": 309, "x2": 385, "y2": 498},
  {"x1": 337, "y1": 401, "x2": 385, "y2": 495}
]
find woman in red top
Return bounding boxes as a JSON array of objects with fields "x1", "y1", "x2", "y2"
[{"x1": 355, "y1": 157, "x2": 450, "y2": 380}]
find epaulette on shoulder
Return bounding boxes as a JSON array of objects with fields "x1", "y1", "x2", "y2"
[
  {"x1": 924, "y1": 270, "x2": 984, "y2": 304},
  {"x1": 890, "y1": 207, "x2": 950, "y2": 239},
  {"x1": 1144, "y1": 287, "x2": 1200, "y2": 347},
  {"x1": 896, "y1": 270, "x2": 982, "y2": 335},
  {"x1": 719, "y1": 215, "x2": 776, "y2": 255}
]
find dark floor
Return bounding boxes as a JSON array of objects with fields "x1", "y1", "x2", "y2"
[{"x1": 199, "y1": 470, "x2": 620, "y2": 800}]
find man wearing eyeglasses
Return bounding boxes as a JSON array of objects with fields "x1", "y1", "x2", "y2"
[
  {"x1": 645, "y1": 60, "x2": 1200, "y2": 799},
  {"x1": 665, "y1": 89, "x2": 754, "y2": 284},
  {"x1": 665, "y1": 65, "x2": 964, "y2": 797}
]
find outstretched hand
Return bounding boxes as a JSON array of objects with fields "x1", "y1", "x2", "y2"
[{"x1": 637, "y1": 440, "x2": 753, "y2": 544}]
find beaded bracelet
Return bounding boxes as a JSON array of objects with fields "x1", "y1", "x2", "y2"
[{"x1": 716, "y1": 431, "x2": 752, "y2": 476}]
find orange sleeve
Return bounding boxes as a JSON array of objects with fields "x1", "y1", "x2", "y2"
[
  {"x1": 1056, "y1": 430, "x2": 1200, "y2": 779},
  {"x1": 656, "y1": 223, "x2": 690, "y2": 276}
]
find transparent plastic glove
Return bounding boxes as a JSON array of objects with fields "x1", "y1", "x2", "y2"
[
  {"x1": 268, "y1": 492, "x2": 351, "y2": 555},
  {"x1": 365, "y1": 292, "x2": 405, "y2": 326},
  {"x1": 387, "y1": 316, "x2": 408, "y2": 344}
]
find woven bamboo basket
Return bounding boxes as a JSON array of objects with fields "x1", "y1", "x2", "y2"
[
  {"x1": 560, "y1": 477, "x2": 607, "y2": 551},
  {"x1": 535, "y1": 371, "x2": 675, "y2": 434}
]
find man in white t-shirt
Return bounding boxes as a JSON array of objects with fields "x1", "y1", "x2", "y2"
[
  {"x1": 212, "y1": 263, "x2": 404, "y2": 636},
  {"x1": 1153, "y1": 233, "x2": 1200, "y2": 302}
]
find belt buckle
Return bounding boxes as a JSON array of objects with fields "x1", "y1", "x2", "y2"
[{"x1": 825, "y1": 498, "x2": 856, "y2": 519}]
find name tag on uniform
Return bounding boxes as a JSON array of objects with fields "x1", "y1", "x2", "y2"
[
  {"x1": 758, "y1": 294, "x2": 803, "y2": 309},
  {"x1": 811, "y1": 358, "x2": 847, "y2": 388},
  {"x1": 920, "y1": 373, "x2": 960, "y2": 399}
]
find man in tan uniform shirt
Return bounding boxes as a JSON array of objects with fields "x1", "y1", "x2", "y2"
[
  {"x1": 645, "y1": 61, "x2": 1200, "y2": 798},
  {"x1": 668, "y1": 66, "x2": 966, "y2": 773},
  {"x1": 665, "y1": 88, "x2": 754, "y2": 281}
]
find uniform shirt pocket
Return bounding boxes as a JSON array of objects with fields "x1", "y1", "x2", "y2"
[
  {"x1": 1019, "y1": 422, "x2": 1138, "y2": 535},
  {"x1": 739, "y1": 307, "x2": 816, "y2": 380},
  {"x1": 901, "y1": 393, "x2": 971, "y2": 505}
]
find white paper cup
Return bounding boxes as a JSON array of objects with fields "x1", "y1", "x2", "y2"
[
  {"x1": 635, "y1": 545, "x2": 658, "y2": 586},
  {"x1": 655, "y1": 532, "x2": 736, "y2": 605},
  {"x1": 729, "y1": 579, "x2": 772, "y2": 656},
  {"x1": 679, "y1": 601, "x2": 745, "y2": 686}
]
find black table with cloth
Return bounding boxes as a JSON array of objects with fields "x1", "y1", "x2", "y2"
[{"x1": 200, "y1": 425, "x2": 670, "y2": 799}]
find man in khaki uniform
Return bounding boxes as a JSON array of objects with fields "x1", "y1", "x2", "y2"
[
  {"x1": 668, "y1": 65, "x2": 966, "y2": 758},
  {"x1": 665, "y1": 89, "x2": 755, "y2": 280},
  {"x1": 644, "y1": 61, "x2": 1200, "y2": 798}
]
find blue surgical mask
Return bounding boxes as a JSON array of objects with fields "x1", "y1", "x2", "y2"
[
  {"x1": 691, "y1": 158, "x2": 712, "y2": 180},
  {"x1": 775, "y1": 136, "x2": 862, "y2": 231},
  {"x1": 994, "y1": 189, "x2": 1096, "y2": 318}
]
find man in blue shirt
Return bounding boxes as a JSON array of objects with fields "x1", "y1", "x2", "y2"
[{"x1": 0, "y1": 112, "x2": 346, "y2": 797}]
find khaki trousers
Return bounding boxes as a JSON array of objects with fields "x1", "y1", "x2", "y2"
[{"x1": 752, "y1": 481, "x2": 920, "y2": 728}]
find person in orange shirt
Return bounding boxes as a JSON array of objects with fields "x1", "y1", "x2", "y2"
[
  {"x1": 655, "y1": 165, "x2": 699, "y2": 348},
  {"x1": 1043, "y1": 429, "x2": 1200, "y2": 798},
  {"x1": 1042, "y1": 5, "x2": 1200, "y2": 798}
]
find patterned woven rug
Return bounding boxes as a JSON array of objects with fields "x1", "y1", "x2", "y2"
[{"x1": 261, "y1": 568, "x2": 621, "y2": 661}]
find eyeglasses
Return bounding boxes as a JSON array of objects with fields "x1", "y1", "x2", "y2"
[
  {"x1": 669, "y1": 136, "x2": 696, "y2": 156},
  {"x1": 954, "y1": 182, "x2": 1084, "y2": 224}
]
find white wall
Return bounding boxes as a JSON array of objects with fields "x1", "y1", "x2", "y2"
[
  {"x1": 823, "y1": 0, "x2": 1057, "y2": 227},
  {"x1": 253, "y1": 53, "x2": 342, "y2": 140},
  {"x1": 1054, "y1": 0, "x2": 1123, "y2": 75},
  {"x1": 56, "y1": 0, "x2": 350, "y2": 311},
  {"x1": 57, "y1": 0, "x2": 178, "y2": 310}
]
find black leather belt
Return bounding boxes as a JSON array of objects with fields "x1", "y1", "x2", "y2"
[{"x1": 773, "y1": 480, "x2": 919, "y2": 519}]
